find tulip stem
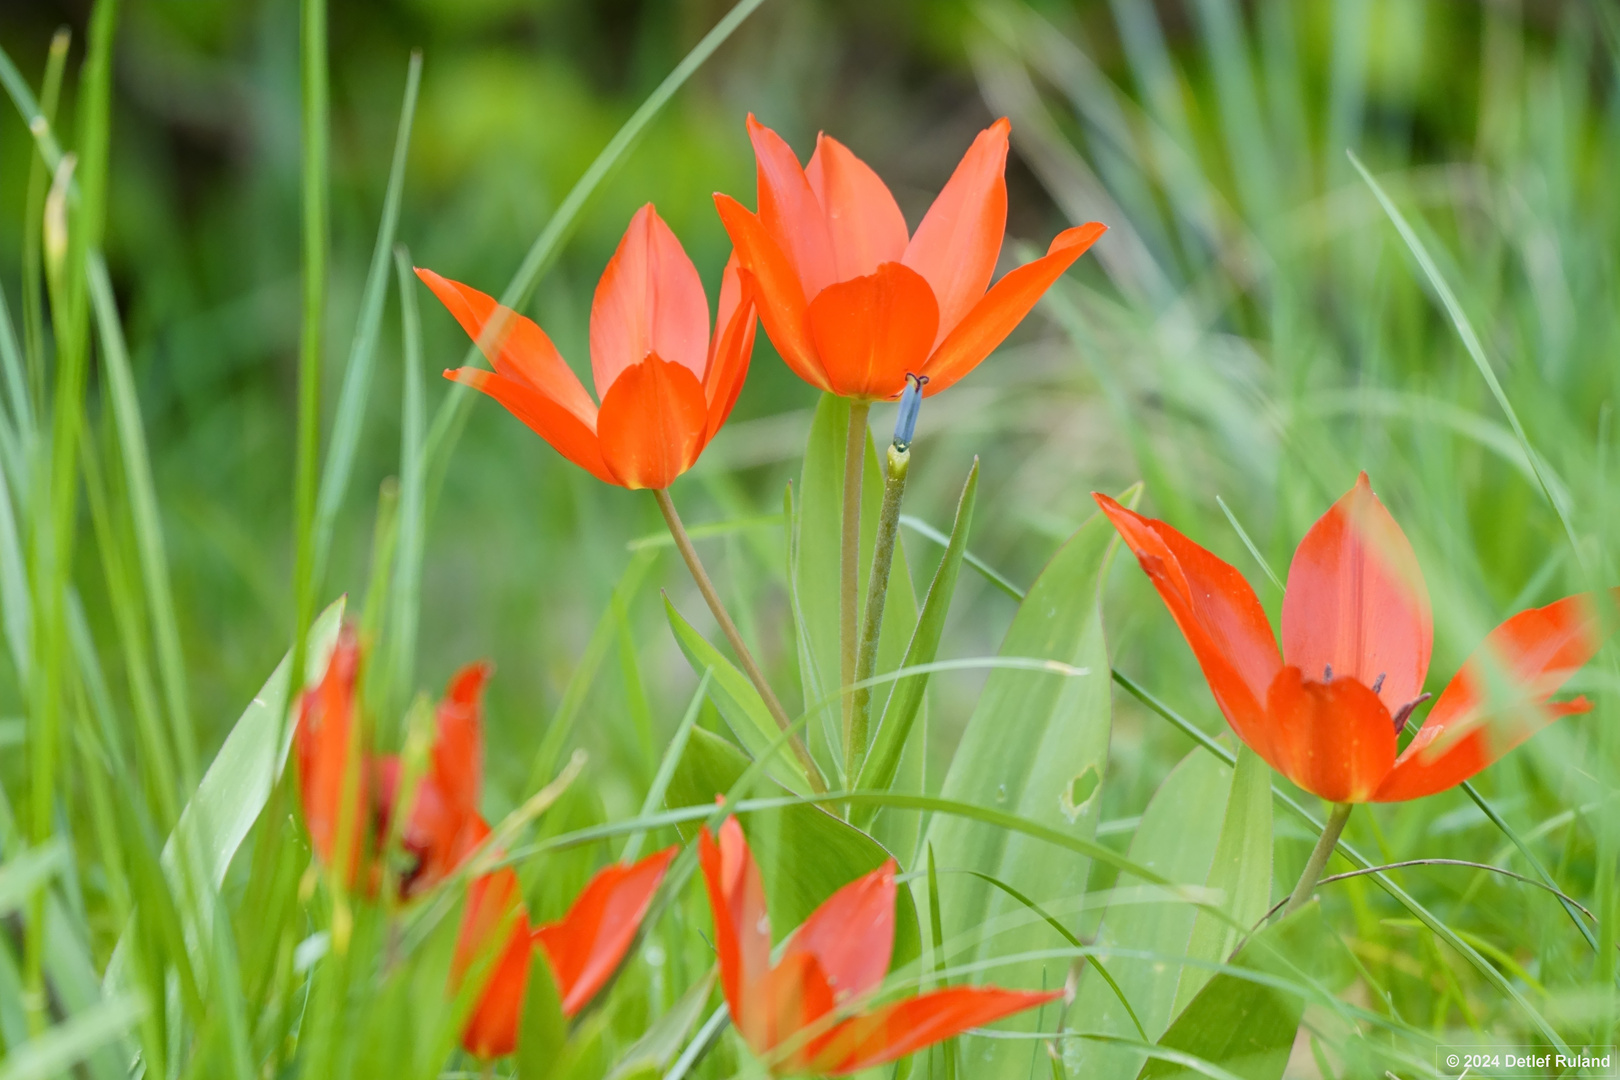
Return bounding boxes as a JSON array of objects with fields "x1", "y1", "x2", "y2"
[
  {"x1": 849, "y1": 443, "x2": 910, "y2": 779},
  {"x1": 1283, "y1": 802, "x2": 1353, "y2": 917},
  {"x1": 840, "y1": 401, "x2": 870, "y2": 777},
  {"x1": 654, "y1": 488, "x2": 826, "y2": 793}
]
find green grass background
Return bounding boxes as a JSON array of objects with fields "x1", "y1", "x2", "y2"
[{"x1": 0, "y1": 0, "x2": 1617, "y2": 1076}]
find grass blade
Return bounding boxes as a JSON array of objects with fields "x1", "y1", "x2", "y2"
[{"x1": 312, "y1": 51, "x2": 422, "y2": 580}]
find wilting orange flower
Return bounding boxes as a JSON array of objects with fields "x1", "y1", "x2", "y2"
[
  {"x1": 1096, "y1": 474, "x2": 1614, "y2": 803},
  {"x1": 453, "y1": 843, "x2": 677, "y2": 1058},
  {"x1": 698, "y1": 818, "x2": 1056, "y2": 1076},
  {"x1": 418, "y1": 204, "x2": 756, "y2": 490},
  {"x1": 295, "y1": 627, "x2": 490, "y2": 896},
  {"x1": 714, "y1": 115, "x2": 1105, "y2": 401}
]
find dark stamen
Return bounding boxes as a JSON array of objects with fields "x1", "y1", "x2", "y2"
[
  {"x1": 1371, "y1": 672, "x2": 1386, "y2": 695},
  {"x1": 1323, "y1": 664, "x2": 1333, "y2": 681},
  {"x1": 1391, "y1": 692, "x2": 1433, "y2": 734}
]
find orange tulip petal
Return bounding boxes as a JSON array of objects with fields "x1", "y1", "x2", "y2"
[
  {"x1": 454, "y1": 867, "x2": 533, "y2": 1060},
  {"x1": 416, "y1": 267, "x2": 597, "y2": 427},
  {"x1": 594, "y1": 353, "x2": 708, "y2": 489},
  {"x1": 1263, "y1": 667, "x2": 1396, "y2": 803},
  {"x1": 780, "y1": 861, "x2": 896, "y2": 1003},
  {"x1": 902, "y1": 118, "x2": 1010, "y2": 346},
  {"x1": 748, "y1": 114, "x2": 838, "y2": 296},
  {"x1": 1281, "y1": 473, "x2": 1433, "y2": 711},
  {"x1": 714, "y1": 194, "x2": 830, "y2": 392},
  {"x1": 921, "y1": 223, "x2": 1106, "y2": 394},
  {"x1": 1374, "y1": 591, "x2": 1613, "y2": 801},
  {"x1": 444, "y1": 367, "x2": 613, "y2": 484},
  {"x1": 806, "y1": 261, "x2": 939, "y2": 400},
  {"x1": 704, "y1": 261, "x2": 757, "y2": 442},
  {"x1": 1093, "y1": 493, "x2": 1282, "y2": 761},
  {"x1": 295, "y1": 626, "x2": 363, "y2": 875},
  {"x1": 805, "y1": 134, "x2": 909, "y2": 280},
  {"x1": 532, "y1": 846, "x2": 676, "y2": 1016},
  {"x1": 811, "y1": 987, "x2": 1061, "y2": 1076},
  {"x1": 698, "y1": 821, "x2": 774, "y2": 1045},
  {"x1": 433, "y1": 661, "x2": 489, "y2": 816},
  {"x1": 590, "y1": 204, "x2": 711, "y2": 398},
  {"x1": 760, "y1": 950, "x2": 839, "y2": 1070}
]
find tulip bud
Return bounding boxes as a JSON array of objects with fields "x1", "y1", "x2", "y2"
[{"x1": 44, "y1": 152, "x2": 76, "y2": 294}]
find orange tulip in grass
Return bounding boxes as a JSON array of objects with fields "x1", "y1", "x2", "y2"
[
  {"x1": 698, "y1": 817, "x2": 1057, "y2": 1076},
  {"x1": 419, "y1": 206, "x2": 825, "y2": 792},
  {"x1": 1095, "y1": 474, "x2": 1614, "y2": 911},
  {"x1": 716, "y1": 114, "x2": 1106, "y2": 402},
  {"x1": 453, "y1": 841, "x2": 677, "y2": 1059},
  {"x1": 295, "y1": 625, "x2": 491, "y2": 898},
  {"x1": 716, "y1": 116, "x2": 1105, "y2": 778}
]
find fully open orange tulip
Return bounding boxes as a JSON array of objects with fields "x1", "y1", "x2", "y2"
[
  {"x1": 714, "y1": 115, "x2": 1106, "y2": 401},
  {"x1": 295, "y1": 627, "x2": 491, "y2": 896},
  {"x1": 698, "y1": 818, "x2": 1057, "y2": 1076},
  {"x1": 1096, "y1": 474, "x2": 1614, "y2": 803},
  {"x1": 453, "y1": 843, "x2": 677, "y2": 1058},
  {"x1": 419, "y1": 203, "x2": 756, "y2": 490}
]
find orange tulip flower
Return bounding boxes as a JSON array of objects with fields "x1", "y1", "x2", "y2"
[
  {"x1": 453, "y1": 841, "x2": 677, "y2": 1058},
  {"x1": 714, "y1": 115, "x2": 1106, "y2": 401},
  {"x1": 295, "y1": 627, "x2": 491, "y2": 896},
  {"x1": 698, "y1": 818, "x2": 1057, "y2": 1076},
  {"x1": 1096, "y1": 474, "x2": 1614, "y2": 804},
  {"x1": 419, "y1": 204, "x2": 756, "y2": 490}
]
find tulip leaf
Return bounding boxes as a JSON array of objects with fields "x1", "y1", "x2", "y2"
[
  {"x1": 1136, "y1": 903, "x2": 1347, "y2": 1080},
  {"x1": 920, "y1": 493, "x2": 1124, "y2": 1076},
  {"x1": 665, "y1": 727, "x2": 920, "y2": 972},
  {"x1": 103, "y1": 596, "x2": 347, "y2": 991},
  {"x1": 664, "y1": 596, "x2": 810, "y2": 793},
  {"x1": 854, "y1": 457, "x2": 979, "y2": 822},
  {"x1": 791, "y1": 393, "x2": 921, "y2": 772},
  {"x1": 1064, "y1": 748, "x2": 1233, "y2": 1080},
  {"x1": 516, "y1": 951, "x2": 568, "y2": 1079},
  {"x1": 1172, "y1": 744, "x2": 1273, "y2": 1014}
]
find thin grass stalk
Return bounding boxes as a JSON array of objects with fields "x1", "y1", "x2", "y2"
[
  {"x1": 312, "y1": 52, "x2": 421, "y2": 583},
  {"x1": 653, "y1": 486, "x2": 827, "y2": 792},
  {"x1": 383, "y1": 245, "x2": 425, "y2": 721},
  {"x1": 20, "y1": 29, "x2": 67, "y2": 421},
  {"x1": 25, "y1": 0, "x2": 117, "y2": 1031},
  {"x1": 284, "y1": 0, "x2": 329, "y2": 802},
  {"x1": 839, "y1": 400, "x2": 868, "y2": 773}
]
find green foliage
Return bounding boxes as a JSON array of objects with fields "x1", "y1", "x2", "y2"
[{"x1": 3, "y1": 0, "x2": 1620, "y2": 1075}]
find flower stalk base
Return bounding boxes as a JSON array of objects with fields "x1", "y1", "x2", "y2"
[
  {"x1": 1283, "y1": 802, "x2": 1353, "y2": 917},
  {"x1": 654, "y1": 488, "x2": 826, "y2": 792},
  {"x1": 840, "y1": 401, "x2": 870, "y2": 774}
]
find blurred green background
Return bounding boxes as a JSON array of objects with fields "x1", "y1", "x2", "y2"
[{"x1": 4, "y1": 0, "x2": 1619, "y2": 1055}]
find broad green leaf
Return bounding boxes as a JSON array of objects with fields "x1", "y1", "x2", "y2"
[
  {"x1": 0, "y1": 840, "x2": 66, "y2": 917},
  {"x1": 1138, "y1": 904, "x2": 1348, "y2": 1080},
  {"x1": 665, "y1": 728, "x2": 920, "y2": 972},
  {"x1": 104, "y1": 596, "x2": 346, "y2": 991},
  {"x1": 665, "y1": 597, "x2": 809, "y2": 793},
  {"x1": 854, "y1": 459, "x2": 979, "y2": 819},
  {"x1": 1064, "y1": 748, "x2": 1231, "y2": 1080},
  {"x1": 1173, "y1": 745, "x2": 1273, "y2": 1014},
  {"x1": 516, "y1": 951, "x2": 568, "y2": 1079},
  {"x1": 920, "y1": 498, "x2": 1122, "y2": 1076},
  {"x1": 791, "y1": 394, "x2": 921, "y2": 770}
]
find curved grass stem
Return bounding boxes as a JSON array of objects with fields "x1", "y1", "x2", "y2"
[
  {"x1": 1284, "y1": 801, "x2": 1352, "y2": 917},
  {"x1": 654, "y1": 488, "x2": 826, "y2": 793}
]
